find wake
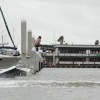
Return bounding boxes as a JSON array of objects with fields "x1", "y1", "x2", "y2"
[{"x1": 0, "y1": 80, "x2": 100, "y2": 88}]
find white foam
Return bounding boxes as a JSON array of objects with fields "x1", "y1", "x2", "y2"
[
  {"x1": 0, "y1": 80, "x2": 100, "y2": 88},
  {"x1": 0, "y1": 66, "x2": 16, "y2": 74}
]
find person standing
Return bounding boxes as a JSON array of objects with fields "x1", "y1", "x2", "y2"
[{"x1": 34, "y1": 36, "x2": 42, "y2": 51}]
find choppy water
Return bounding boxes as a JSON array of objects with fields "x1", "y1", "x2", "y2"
[{"x1": 0, "y1": 68, "x2": 100, "y2": 100}]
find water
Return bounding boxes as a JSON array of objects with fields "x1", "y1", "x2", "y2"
[{"x1": 0, "y1": 68, "x2": 100, "y2": 100}]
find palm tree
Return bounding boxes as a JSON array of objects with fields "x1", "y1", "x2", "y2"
[
  {"x1": 95, "y1": 40, "x2": 99, "y2": 45},
  {"x1": 57, "y1": 36, "x2": 64, "y2": 44}
]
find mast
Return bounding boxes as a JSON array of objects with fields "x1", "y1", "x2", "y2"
[{"x1": 0, "y1": 6, "x2": 16, "y2": 48}]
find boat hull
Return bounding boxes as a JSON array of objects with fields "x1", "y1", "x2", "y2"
[
  {"x1": 0, "y1": 56, "x2": 20, "y2": 69},
  {"x1": 0, "y1": 66, "x2": 26, "y2": 78}
]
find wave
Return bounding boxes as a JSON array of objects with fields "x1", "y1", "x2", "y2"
[{"x1": 0, "y1": 80, "x2": 100, "y2": 88}]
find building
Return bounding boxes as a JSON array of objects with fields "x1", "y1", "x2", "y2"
[{"x1": 42, "y1": 44, "x2": 100, "y2": 68}]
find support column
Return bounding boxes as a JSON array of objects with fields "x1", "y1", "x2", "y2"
[
  {"x1": 86, "y1": 50, "x2": 90, "y2": 64},
  {"x1": 55, "y1": 48, "x2": 59, "y2": 64},
  {"x1": 27, "y1": 30, "x2": 32, "y2": 56},
  {"x1": 21, "y1": 20, "x2": 27, "y2": 64},
  {"x1": 53, "y1": 52, "x2": 56, "y2": 66}
]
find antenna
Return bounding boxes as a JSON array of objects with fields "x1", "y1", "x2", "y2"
[
  {"x1": 53, "y1": 28, "x2": 55, "y2": 44},
  {"x1": 53, "y1": 27, "x2": 56, "y2": 44}
]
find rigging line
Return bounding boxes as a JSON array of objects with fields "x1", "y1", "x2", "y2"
[
  {"x1": 13, "y1": 29, "x2": 21, "y2": 47},
  {"x1": 0, "y1": 33, "x2": 8, "y2": 37},
  {"x1": 0, "y1": 0, "x2": 16, "y2": 46},
  {"x1": 0, "y1": 6, "x2": 16, "y2": 48},
  {"x1": 1, "y1": 0, "x2": 21, "y2": 49},
  {"x1": 1, "y1": 0, "x2": 14, "y2": 31},
  {"x1": 0, "y1": 21, "x2": 9, "y2": 33},
  {"x1": 1, "y1": 0, "x2": 19, "y2": 48}
]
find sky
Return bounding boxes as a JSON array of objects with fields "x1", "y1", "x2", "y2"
[{"x1": 0, "y1": 0, "x2": 100, "y2": 50}]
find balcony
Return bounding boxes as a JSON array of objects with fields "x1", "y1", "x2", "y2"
[
  {"x1": 59, "y1": 61, "x2": 100, "y2": 64},
  {"x1": 43, "y1": 52, "x2": 100, "y2": 57}
]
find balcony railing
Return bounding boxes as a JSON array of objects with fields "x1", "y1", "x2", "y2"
[
  {"x1": 43, "y1": 52, "x2": 100, "y2": 57},
  {"x1": 59, "y1": 61, "x2": 100, "y2": 64}
]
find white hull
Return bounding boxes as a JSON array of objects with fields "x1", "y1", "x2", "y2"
[{"x1": 0, "y1": 55, "x2": 20, "y2": 69}]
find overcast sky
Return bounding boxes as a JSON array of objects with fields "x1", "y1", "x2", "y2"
[{"x1": 0, "y1": 0, "x2": 100, "y2": 49}]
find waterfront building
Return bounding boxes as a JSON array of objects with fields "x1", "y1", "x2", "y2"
[{"x1": 42, "y1": 44, "x2": 100, "y2": 68}]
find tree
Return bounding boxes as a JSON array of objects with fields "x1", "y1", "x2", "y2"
[
  {"x1": 57, "y1": 36, "x2": 64, "y2": 44},
  {"x1": 95, "y1": 40, "x2": 99, "y2": 45}
]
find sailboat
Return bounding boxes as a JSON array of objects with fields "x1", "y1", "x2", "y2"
[
  {"x1": 0, "y1": 6, "x2": 20, "y2": 72},
  {"x1": 0, "y1": 7, "x2": 43, "y2": 77}
]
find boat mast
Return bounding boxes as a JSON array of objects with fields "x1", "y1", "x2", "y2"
[{"x1": 0, "y1": 6, "x2": 16, "y2": 48}]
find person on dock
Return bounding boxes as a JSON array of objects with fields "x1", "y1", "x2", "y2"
[{"x1": 34, "y1": 36, "x2": 42, "y2": 51}]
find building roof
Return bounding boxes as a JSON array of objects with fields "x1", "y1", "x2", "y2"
[{"x1": 54, "y1": 44, "x2": 100, "y2": 49}]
